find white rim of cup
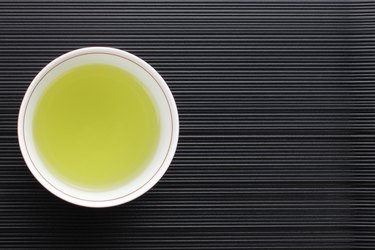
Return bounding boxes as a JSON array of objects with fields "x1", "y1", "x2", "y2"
[{"x1": 17, "y1": 47, "x2": 179, "y2": 208}]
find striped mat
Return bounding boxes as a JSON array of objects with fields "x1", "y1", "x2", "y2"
[{"x1": 0, "y1": 1, "x2": 374, "y2": 249}]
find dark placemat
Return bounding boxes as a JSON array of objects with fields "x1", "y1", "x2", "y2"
[{"x1": 0, "y1": 1, "x2": 374, "y2": 249}]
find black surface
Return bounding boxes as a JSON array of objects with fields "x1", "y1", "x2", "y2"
[{"x1": 0, "y1": 1, "x2": 375, "y2": 249}]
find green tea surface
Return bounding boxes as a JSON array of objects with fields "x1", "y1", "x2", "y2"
[{"x1": 33, "y1": 64, "x2": 160, "y2": 191}]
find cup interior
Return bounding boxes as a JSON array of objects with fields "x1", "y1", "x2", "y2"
[{"x1": 18, "y1": 47, "x2": 178, "y2": 207}]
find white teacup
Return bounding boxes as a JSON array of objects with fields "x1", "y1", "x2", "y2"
[{"x1": 18, "y1": 47, "x2": 179, "y2": 207}]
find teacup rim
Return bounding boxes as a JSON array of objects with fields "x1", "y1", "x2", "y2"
[{"x1": 17, "y1": 47, "x2": 179, "y2": 207}]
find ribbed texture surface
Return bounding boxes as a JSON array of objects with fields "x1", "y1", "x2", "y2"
[{"x1": 0, "y1": 1, "x2": 374, "y2": 249}]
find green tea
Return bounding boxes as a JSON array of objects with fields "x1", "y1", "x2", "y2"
[{"x1": 33, "y1": 64, "x2": 160, "y2": 191}]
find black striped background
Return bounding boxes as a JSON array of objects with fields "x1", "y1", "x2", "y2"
[{"x1": 0, "y1": 1, "x2": 374, "y2": 249}]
